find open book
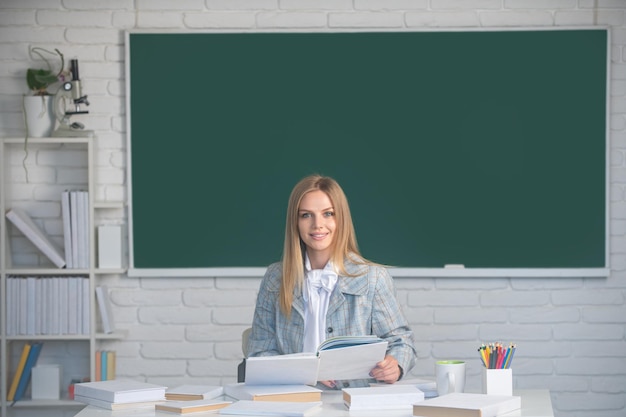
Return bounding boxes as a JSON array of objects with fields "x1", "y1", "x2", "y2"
[{"x1": 245, "y1": 335, "x2": 388, "y2": 385}]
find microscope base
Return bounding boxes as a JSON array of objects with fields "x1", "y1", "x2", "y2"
[{"x1": 52, "y1": 126, "x2": 94, "y2": 138}]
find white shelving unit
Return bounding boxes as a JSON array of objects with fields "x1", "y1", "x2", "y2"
[{"x1": 0, "y1": 137, "x2": 126, "y2": 415}]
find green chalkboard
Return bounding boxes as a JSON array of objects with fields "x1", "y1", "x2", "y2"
[{"x1": 127, "y1": 29, "x2": 608, "y2": 272}]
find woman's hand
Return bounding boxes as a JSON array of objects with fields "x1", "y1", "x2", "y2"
[
  {"x1": 369, "y1": 354, "x2": 402, "y2": 384},
  {"x1": 319, "y1": 380, "x2": 337, "y2": 388}
]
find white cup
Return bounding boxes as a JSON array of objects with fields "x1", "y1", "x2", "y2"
[{"x1": 436, "y1": 360, "x2": 466, "y2": 396}]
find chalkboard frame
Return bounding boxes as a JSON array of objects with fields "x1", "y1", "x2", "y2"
[{"x1": 125, "y1": 28, "x2": 610, "y2": 278}]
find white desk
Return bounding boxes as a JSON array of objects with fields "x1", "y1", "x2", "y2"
[{"x1": 73, "y1": 389, "x2": 553, "y2": 417}]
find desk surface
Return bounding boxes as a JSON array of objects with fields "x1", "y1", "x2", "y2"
[{"x1": 73, "y1": 389, "x2": 553, "y2": 417}]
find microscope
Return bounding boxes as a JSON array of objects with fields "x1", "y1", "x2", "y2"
[{"x1": 52, "y1": 59, "x2": 93, "y2": 137}]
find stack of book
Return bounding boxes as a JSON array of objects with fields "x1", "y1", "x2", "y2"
[
  {"x1": 74, "y1": 379, "x2": 167, "y2": 410},
  {"x1": 6, "y1": 276, "x2": 90, "y2": 336}
]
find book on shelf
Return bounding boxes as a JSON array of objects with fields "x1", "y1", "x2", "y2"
[
  {"x1": 411, "y1": 392, "x2": 521, "y2": 417},
  {"x1": 11, "y1": 341, "x2": 44, "y2": 405},
  {"x1": 155, "y1": 398, "x2": 232, "y2": 414},
  {"x1": 165, "y1": 384, "x2": 224, "y2": 401},
  {"x1": 59, "y1": 278, "x2": 69, "y2": 334},
  {"x1": 93, "y1": 350, "x2": 116, "y2": 381},
  {"x1": 106, "y1": 351, "x2": 116, "y2": 380},
  {"x1": 81, "y1": 277, "x2": 90, "y2": 334},
  {"x1": 63, "y1": 190, "x2": 89, "y2": 269},
  {"x1": 101, "y1": 350, "x2": 108, "y2": 380},
  {"x1": 219, "y1": 400, "x2": 322, "y2": 417},
  {"x1": 95, "y1": 350, "x2": 102, "y2": 382},
  {"x1": 342, "y1": 384, "x2": 424, "y2": 411},
  {"x1": 6, "y1": 277, "x2": 16, "y2": 336},
  {"x1": 7, "y1": 276, "x2": 91, "y2": 336},
  {"x1": 74, "y1": 379, "x2": 167, "y2": 404},
  {"x1": 69, "y1": 190, "x2": 79, "y2": 268},
  {"x1": 245, "y1": 335, "x2": 388, "y2": 385},
  {"x1": 5, "y1": 207, "x2": 65, "y2": 268},
  {"x1": 78, "y1": 190, "x2": 90, "y2": 268},
  {"x1": 95, "y1": 285, "x2": 116, "y2": 334},
  {"x1": 61, "y1": 190, "x2": 73, "y2": 268},
  {"x1": 26, "y1": 277, "x2": 36, "y2": 335},
  {"x1": 73, "y1": 395, "x2": 163, "y2": 410},
  {"x1": 7, "y1": 343, "x2": 32, "y2": 401},
  {"x1": 224, "y1": 383, "x2": 322, "y2": 403},
  {"x1": 68, "y1": 277, "x2": 79, "y2": 334}
]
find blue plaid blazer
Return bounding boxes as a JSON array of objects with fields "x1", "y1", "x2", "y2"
[{"x1": 247, "y1": 257, "x2": 417, "y2": 386}]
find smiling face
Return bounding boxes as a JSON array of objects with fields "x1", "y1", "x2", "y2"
[{"x1": 297, "y1": 189, "x2": 337, "y2": 269}]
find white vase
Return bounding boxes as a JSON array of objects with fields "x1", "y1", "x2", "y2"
[{"x1": 23, "y1": 95, "x2": 56, "y2": 137}]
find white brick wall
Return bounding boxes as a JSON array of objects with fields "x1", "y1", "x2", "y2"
[{"x1": 1, "y1": 2, "x2": 625, "y2": 416}]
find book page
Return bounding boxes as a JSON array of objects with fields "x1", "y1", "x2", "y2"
[
  {"x1": 245, "y1": 354, "x2": 319, "y2": 385},
  {"x1": 317, "y1": 341, "x2": 388, "y2": 381}
]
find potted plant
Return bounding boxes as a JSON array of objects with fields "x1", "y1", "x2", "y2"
[{"x1": 23, "y1": 47, "x2": 66, "y2": 137}]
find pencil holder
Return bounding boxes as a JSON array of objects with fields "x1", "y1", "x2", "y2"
[{"x1": 482, "y1": 368, "x2": 512, "y2": 396}]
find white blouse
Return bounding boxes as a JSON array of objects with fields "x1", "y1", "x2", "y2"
[{"x1": 302, "y1": 255, "x2": 338, "y2": 353}]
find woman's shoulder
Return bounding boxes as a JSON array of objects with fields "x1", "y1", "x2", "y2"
[
  {"x1": 260, "y1": 261, "x2": 283, "y2": 292},
  {"x1": 344, "y1": 254, "x2": 390, "y2": 277}
]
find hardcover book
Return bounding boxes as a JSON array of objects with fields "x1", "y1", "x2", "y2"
[
  {"x1": 412, "y1": 393, "x2": 521, "y2": 417},
  {"x1": 165, "y1": 384, "x2": 224, "y2": 400},
  {"x1": 5, "y1": 208, "x2": 65, "y2": 268},
  {"x1": 11, "y1": 341, "x2": 44, "y2": 404},
  {"x1": 155, "y1": 399, "x2": 231, "y2": 414},
  {"x1": 7, "y1": 343, "x2": 32, "y2": 401},
  {"x1": 224, "y1": 383, "x2": 322, "y2": 402},
  {"x1": 74, "y1": 379, "x2": 166, "y2": 404},
  {"x1": 73, "y1": 395, "x2": 163, "y2": 410},
  {"x1": 245, "y1": 335, "x2": 388, "y2": 385},
  {"x1": 95, "y1": 286, "x2": 116, "y2": 334},
  {"x1": 343, "y1": 384, "x2": 425, "y2": 410}
]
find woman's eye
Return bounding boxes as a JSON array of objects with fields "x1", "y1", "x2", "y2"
[
  {"x1": 301, "y1": 212, "x2": 311, "y2": 218},
  {"x1": 324, "y1": 211, "x2": 335, "y2": 217}
]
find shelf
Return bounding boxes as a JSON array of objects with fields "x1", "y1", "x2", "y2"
[
  {"x1": 97, "y1": 329, "x2": 128, "y2": 339},
  {"x1": 5, "y1": 268, "x2": 90, "y2": 275},
  {"x1": 6, "y1": 331, "x2": 127, "y2": 342},
  {"x1": 7, "y1": 335, "x2": 91, "y2": 341},
  {"x1": 0, "y1": 136, "x2": 127, "y2": 415}
]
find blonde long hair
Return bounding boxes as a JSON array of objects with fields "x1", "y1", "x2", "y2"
[{"x1": 279, "y1": 174, "x2": 365, "y2": 316}]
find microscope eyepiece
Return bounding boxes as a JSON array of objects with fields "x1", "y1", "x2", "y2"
[{"x1": 70, "y1": 59, "x2": 80, "y2": 81}]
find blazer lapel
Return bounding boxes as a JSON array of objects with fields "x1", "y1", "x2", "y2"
[{"x1": 327, "y1": 261, "x2": 369, "y2": 317}]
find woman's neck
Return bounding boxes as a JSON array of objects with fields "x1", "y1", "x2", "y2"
[{"x1": 307, "y1": 252, "x2": 330, "y2": 270}]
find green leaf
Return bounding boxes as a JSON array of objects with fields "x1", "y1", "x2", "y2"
[{"x1": 26, "y1": 68, "x2": 57, "y2": 94}]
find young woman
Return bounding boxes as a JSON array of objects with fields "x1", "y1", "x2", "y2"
[{"x1": 247, "y1": 174, "x2": 416, "y2": 388}]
